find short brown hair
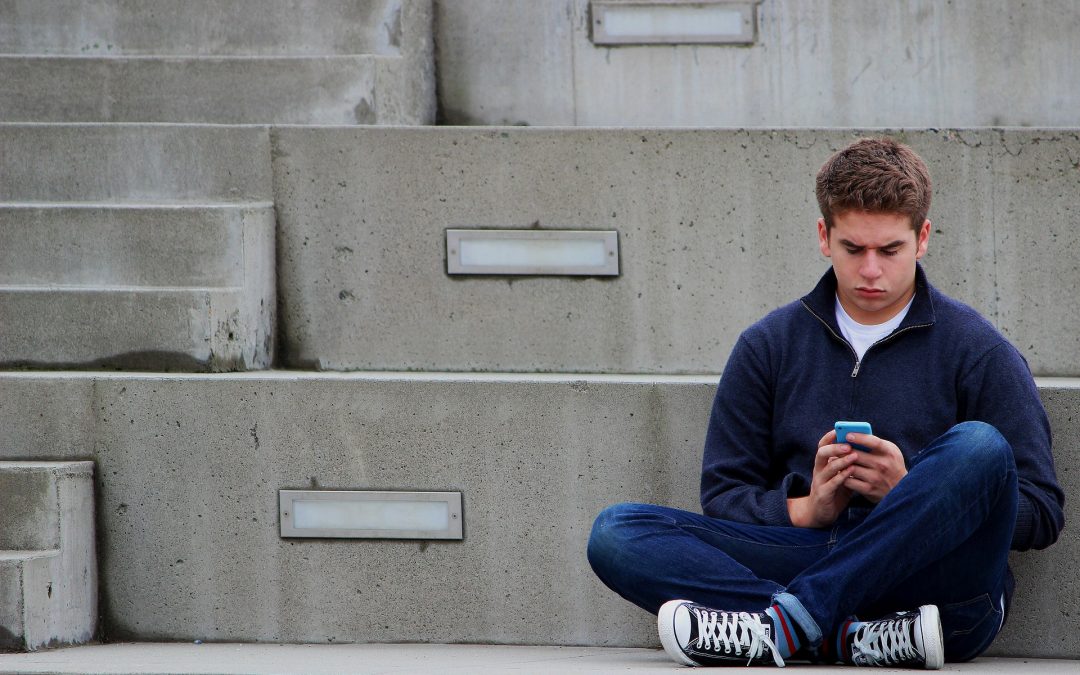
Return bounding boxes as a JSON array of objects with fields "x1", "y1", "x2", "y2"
[{"x1": 815, "y1": 137, "x2": 932, "y2": 232}]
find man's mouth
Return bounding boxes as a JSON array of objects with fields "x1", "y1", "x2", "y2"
[{"x1": 856, "y1": 287, "x2": 886, "y2": 297}]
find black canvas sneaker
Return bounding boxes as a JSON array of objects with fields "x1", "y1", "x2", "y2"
[
  {"x1": 843, "y1": 605, "x2": 944, "y2": 669},
  {"x1": 658, "y1": 599, "x2": 786, "y2": 667}
]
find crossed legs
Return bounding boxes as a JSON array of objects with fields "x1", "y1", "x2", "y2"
[{"x1": 587, "y1": 422, "x2": 1018, "y2": 662}]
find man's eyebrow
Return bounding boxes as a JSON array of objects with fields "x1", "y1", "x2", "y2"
[{"x1": 838, "y1": 239, "x2": 907, "y2": 249}]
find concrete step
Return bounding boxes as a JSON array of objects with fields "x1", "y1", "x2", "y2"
[
  {"x1": 0, "y1": 56, "x2": 416, "y2": 125},
  {"x1": 0, "y1": 0, "x2": 435, "y2": 124},
  {"x1": 6, "y1": 125, "x2": 1075, "y2": 374},
  {"x1": 0, "y1": 125, "x2": 272, "y2": 204},
  {"x1": 0, "y1": 644, "x2": 1076, "y2": 674},
  {"x1": 0, "y1": 204, "x2": 268, "y2": 288},
  {"x1": 0, "y1": 461, "x2": 96, "y2": 652},
  {"x1": 0, "y1": 0, "x2": 406, "y2": 57},
  {"x1": 0, "y1": 372, "x2": 1074, "y2": 656},
  {"x1": 0, "y1": 203, "x2": 275, "y2": 371},
  {"x1": 273, "y1": 127, "x2": 1080, "y2": 376}
]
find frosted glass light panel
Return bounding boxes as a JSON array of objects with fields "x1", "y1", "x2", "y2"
[
  {"x1": 279, "y1": 490, "x2": 463, "y2": 540},
  {"x1": 591, "y1": 1, "x2": 757, "y2": 45},
  {"x1": 446, "y1": 229, "x2": 619, "y2": 276}
]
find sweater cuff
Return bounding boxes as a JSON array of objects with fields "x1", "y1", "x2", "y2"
[
  {"x1": 1011, "y1": 494, "x2": 1035, "y2": 551},
  {"x1": 767, "y1": 473, "x2": 810, "y2": 527}
]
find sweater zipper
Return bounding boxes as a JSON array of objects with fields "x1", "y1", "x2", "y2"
[{"x1": 801, "y1": 300, "x2": 933, "y2": 378}]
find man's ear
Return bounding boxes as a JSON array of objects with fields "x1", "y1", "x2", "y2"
[
  {"x1": 817, "y1": 218, "x2": 831, "y2": 258},
  {"x1": 915, "y1": 219, "x2": 930, "y2": 260}
]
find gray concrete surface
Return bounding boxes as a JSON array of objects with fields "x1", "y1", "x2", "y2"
[
  {"x1": 0, "y1": 125, "x2": 272, "y2": 204},
  {"x1": 0, "y1": 139, "x2": 276, "y2": 371},
  {"x1": 0, "y1": 205, "x2": 261, "y2": 289},
  {"x1": 0, "y1": 1, "x2": 434, "y2": 125},
  {"x1": 0, "y1": 372, "x2": 1074, "y2": 655},
  {"x1": 0, "y1": 1, "x2": 404, "y2": 56},
  {"x1": 0, "y1": 278, "x2": 274, "y2": 372},
  {"x1": 272, "y1": 127, "x2": 1080, "y2": 376},
  {"x1": 1, "y1": 56, "x2": 383, "y2": 125},
  {"x1": 0, "y1": 461, "x2": 97, "y2": 651},
  {"x1": 0, "y1": 644, "x2": 1076, "y2": 674},
  {"x1": 436, "y1": 0, "x2": 1080, "y2": 127}
]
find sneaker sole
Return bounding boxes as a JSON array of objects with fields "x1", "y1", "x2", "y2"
[
  {"x1": 919, "y1": 604, "x2": 945, "y2": 670},
  {"x1": 658, "y1": 600, "x2": 700, "y2": 667}
]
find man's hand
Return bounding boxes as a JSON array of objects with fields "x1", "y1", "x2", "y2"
[
  {"x1": 787, "y1": 430, "x2": 859, "y2": 528},
  {"x1": 841, "y1": 431, "x2": 908, "y2": 502}
]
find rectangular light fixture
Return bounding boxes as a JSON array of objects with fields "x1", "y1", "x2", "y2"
[
  {"x1": 446, "y1": 229, "x2": 619, "y2": 276},
  {"x1": 279, "y1": 490, "x2": 463, "y2": 540},
  {"x1": 591, "y1": 1, "x2": 757, "y2": 45}
]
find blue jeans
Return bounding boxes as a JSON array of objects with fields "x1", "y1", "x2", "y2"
[{"x1": 587, "y1": 422, "x2": 1018, "y2": 662}]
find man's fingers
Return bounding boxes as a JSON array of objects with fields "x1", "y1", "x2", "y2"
[
  {"x1": 843, "y1": 475, "x2": 873, "y2": 493},
  {"x1": 817, "y1": 429, "x2": 838, "y2": 448},
  {"x1": 815, "y1": 442, "x2": 854, "y2": 468},
  {"x1": 819, "y1": 457, "x2": 856, "y2": 492},
  {"x1": 845, "y1": 432, "x2": 893, "y2": 455},
  {"x1": 817, "y1": 445, "x2": 857, "y2": 472}
]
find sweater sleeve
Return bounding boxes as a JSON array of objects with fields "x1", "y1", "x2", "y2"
[
  {"x1": 700, "y1": 334, "x2": 807, "y2": 526},
  {"x1": 959, "y1": 342, "x2": 1065, "y2": 551}
]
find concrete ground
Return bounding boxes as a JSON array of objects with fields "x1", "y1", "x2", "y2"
[{"x1": 0, "y1": 644, "x2": 1075, "y2": 674}]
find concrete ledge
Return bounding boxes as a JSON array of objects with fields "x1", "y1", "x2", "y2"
[
  {"x1": 271, "y1": 127, "x2": 1080, "y2": 376},
  {"x1": 0, "y1": 56, "x2": 389, "y2": 125},
  {"x1": 0, "y1": 0, "x2": 405, "y2": 57},
  {"x1": 0, "y1": 204, "x2": 268, "y2": 288},
  {"x1": 0, "y1": 204, "x2": 275, "y2": 372},
  {"x1": 0, "y1": 1, "x2": 434, "y2": 124},
  {"x1": 0, "y1": 287, "x2": 273, "y2": 372},
  {"x1": 0, "y1": 125, "x2": 272, "y2": 203},
  {"x1": 0, "y1": 461, "x2": 96, "y2": 652},
  {"x1": 0, "y1": 373, "x2": 1073, "y2": 656}
]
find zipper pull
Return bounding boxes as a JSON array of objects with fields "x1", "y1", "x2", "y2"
[{"x1": 851, "y1": 360, "x2": 861, "y2": 377}]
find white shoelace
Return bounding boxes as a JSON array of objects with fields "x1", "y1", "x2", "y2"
[
  {"x1": 852, "y1": 616, "x2": 920, "y2": 665},
  {"x1": 692, "y1": 608, "x2": 786, "y2": 667}
]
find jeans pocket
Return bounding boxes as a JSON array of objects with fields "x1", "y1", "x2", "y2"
[{"x1": 939, "y1": 593, "x2": 1003, "y2": 662}]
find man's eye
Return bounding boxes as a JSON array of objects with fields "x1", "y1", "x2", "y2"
[
  {"x1": 881, "y1": 249, "x2": 899, "y2": 256},
  {"x1": 845, "y1": 248, "x2": 860, "y2": 255}
]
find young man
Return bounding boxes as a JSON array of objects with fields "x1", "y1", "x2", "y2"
[{"x1": 587, "y1": 138, "x2": 1064, "y2": 668}]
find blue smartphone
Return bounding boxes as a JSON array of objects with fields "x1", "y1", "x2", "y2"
[{"x1": 835, "y1": 421, "x2": 873, "y2": 452}]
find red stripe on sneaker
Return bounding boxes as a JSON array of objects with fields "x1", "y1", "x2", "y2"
[{"x1": 772, "y1": 604, "x2": 797, "y2": 655}]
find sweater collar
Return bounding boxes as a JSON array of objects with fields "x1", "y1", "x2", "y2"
[{"x1": 801, "y1": 263, "x2": 936, "y2": 333}]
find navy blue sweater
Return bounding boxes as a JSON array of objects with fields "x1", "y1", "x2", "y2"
[{"x1": 701, "y1": 265, "x2": 1065, "y2": 551}]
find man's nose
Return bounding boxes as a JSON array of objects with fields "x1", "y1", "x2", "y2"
[{"x1": 860, "y1": 253, "x2": 883, "y2": 279}]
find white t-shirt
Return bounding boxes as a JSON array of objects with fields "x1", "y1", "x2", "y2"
[{"x1": 835, "y1": 295, "x2": 914, "y2": 361}]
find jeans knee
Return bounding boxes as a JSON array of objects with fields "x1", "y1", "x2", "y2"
[
  {"x1": 949, "y1": 421, "x2": 1012, "y2": 465},
  {"x1": 931, "y1": 422, "x2": 1016, "y2": 486},
  {"x1": 587, "y1": 503, "x2": 636, "y2": 571}
]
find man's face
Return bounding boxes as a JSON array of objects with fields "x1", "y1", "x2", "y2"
[{"x1": 817, "y1": 210, "x2": 930, "y2": 325}]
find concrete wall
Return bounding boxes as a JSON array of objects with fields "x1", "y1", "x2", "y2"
[
  {"x1": 436, "y1": 0, "x2": 1080, "y2": 127},
  {"x1": 0, "y1": 372, "x2": 1074, "y2": 656},
  {"x1": 273, "y1": 127, "x2": 1080, "y2": 377}
]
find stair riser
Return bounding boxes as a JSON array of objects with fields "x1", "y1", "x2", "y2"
[
  {"x1": 0, "y1": 375, "x2": 1074, "y2": 656},
  {"x1": 274, "y1": 127, "x2": 1080, "y2": 377},
  {"x1": 0, "y1": 0, "x2": 405, "y2": 57}
]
